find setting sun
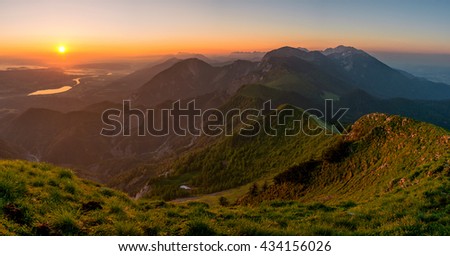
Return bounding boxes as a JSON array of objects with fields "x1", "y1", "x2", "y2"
[{"x1": 58, "y1": 45, "x2": 66, "y2": 54}]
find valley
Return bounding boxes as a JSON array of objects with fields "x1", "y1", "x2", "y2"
[{"x1": 0, "y1": 45, "x2": 449, "y2": 236}]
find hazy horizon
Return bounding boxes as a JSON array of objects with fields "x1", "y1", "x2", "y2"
[
  {"x1": 2, "y1": 0, "x2": 450, "y2": 64},
  {"x1": 2, "y1": 48, "x2": 450, "y2": 83}
]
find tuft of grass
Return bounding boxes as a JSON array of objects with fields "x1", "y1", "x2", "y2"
[
  {"x1": 64, "y1": 182, "x2": 76, "y2": 195},
  {"x1": 51, "y1": 209, "x2": 80, "y2": 235},
  {"x1": 58, "y1": 169, "x2": 73, "y2": 179},
  {"x1": 114, "y1": 221, "x2": 143, "y2": 236},
  {"x1": 31, "y1": 180, "x2": 45, "y2": 187},
  {"x1": 307, "y1": 203, "x2": 335, "y2": 212},
  {"x1": 99, "y1": 188, "x2": 115, "y2": 197},
  {"x1": 0, "y1": 177, "x2": 26, "y2": 203},
  {"x1": 109, "y1": 205, "x2": 125, "y2": 215},
  {"x1": 184, "y1": 221, "x2": 216, "y2": 236},
  {"x1": 338, "y1": 201, "x2": 357, "y2": 209}
]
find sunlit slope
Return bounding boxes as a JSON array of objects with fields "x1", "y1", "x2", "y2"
[
  {"x1": 143, "y1": 105, "x2": 337, "y2": 200},
  {"x1": 1, "y1": 112, "x2": 448, "y2": 235},
  {"x1": 239, "y1": 113, "x2": 449, "y2": 203}
]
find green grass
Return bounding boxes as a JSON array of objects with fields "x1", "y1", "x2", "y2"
[
  {"x1": 0, "y1": 160, "x2": 144, "y2": 235},
  {"x1": 1, "y1": 155, "x2": 448, "y2": 235},
  {"x1": 1, "y1": 113, "x2": 449, "y2": 235},
  {"x1": 146, "y1": 105, "x2": 335, "y2": 200}
]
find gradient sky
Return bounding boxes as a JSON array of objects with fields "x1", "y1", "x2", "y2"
[{"x1": 1, "y1": 0, "x2": 450, "y2": 61}]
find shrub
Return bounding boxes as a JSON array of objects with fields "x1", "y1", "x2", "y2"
[
  {"x1": 219, "y1": 196, "x2": 229, "y2": 207},
  {"x1": 248, "y1": 183, "x2": 259, "y2": 197}
]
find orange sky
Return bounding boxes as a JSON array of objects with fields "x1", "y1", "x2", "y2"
[{"x1": 1, "y1": 0, "x2": 450, "y2": 63}]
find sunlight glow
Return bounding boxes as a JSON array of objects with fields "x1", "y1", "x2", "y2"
[{"x1": 58, "y1": 45, "x2": 66, "y2": 54}]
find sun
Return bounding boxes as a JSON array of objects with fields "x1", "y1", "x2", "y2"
[{"x1": 58, "y1": 45, "x2": 66, "y2": 54}]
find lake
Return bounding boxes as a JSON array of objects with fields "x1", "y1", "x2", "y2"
[
  {"x1": 27, "y1": 78, "x2": 81, "y2": 96},
  {"x1": 28, "y1": 86, "x2": 73, "y2": 96}
]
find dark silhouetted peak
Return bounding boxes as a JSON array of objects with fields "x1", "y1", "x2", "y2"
[
  {"x1": 135, "y1": 57, "x2": 258, "y2": 106},
  {"x1": 263, "y1": 46, "x2": 310, "y2": 61},
  {"x1": 297, "y1": 47, "x2": 309, "y2": 52},
  {"x1": 174, "y1": 52, "x2": 211, "y2": 63},
  {"x1": 262, "y1": 47, "x2": 332, "y2": 67},
  {"x1": 173, "y1": 58, "x2": 213, "y2": 70}
]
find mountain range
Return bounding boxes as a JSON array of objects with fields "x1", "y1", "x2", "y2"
[
  {"x1": 1, "y1": 45, "x2": 449, "y2": 184},
  {"x1": 0, "y1": 45, "x2": 449, "y2": 235}
]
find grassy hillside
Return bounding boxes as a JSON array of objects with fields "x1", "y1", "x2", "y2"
[
  {"x1": 241, "y1": 113, "x2": 450, "y2": 203},
  {"x1": 144, "y1": 105, "x2": 336, "y2": 200},
  {"x1": 0, "y1": 160, "x2": 143, "y2": 235},
  {"x1": 1, "y1": 113, "x2": 449, "y2": 235},
  {"x1": 1, "y1": 156, "x2": 448, "y2": 235}
]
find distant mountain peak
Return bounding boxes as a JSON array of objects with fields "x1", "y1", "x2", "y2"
[
  {"x1": 262, "y1": 46, "x2": 319, "y2": 63},
  {"x1": 179, "y1": 57, "x2": 210, "y2": 64},
  {"x1": 172, "y1": 58, "x2": 213, "y2": 69},
  {"x1": 322, "y1": 45, "x2": 364, "y2": 56},
  {"x1": 171, "y1": 52, "x2": 211, "y2": 63},
  {"x1": 269, "y1": 46, "x2": 307, "y2": 54},
  {"x1": 297, "y1": 47, "x2": 309, "y2": 52}
]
